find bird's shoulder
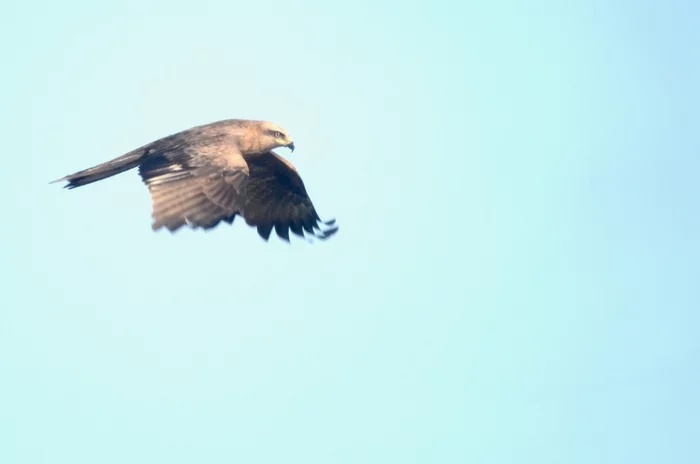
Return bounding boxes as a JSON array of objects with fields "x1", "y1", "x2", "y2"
[{"x1": 144, "y1": 120, "x2": 251, "y2": 171}]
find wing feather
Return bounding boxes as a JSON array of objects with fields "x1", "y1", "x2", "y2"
[
  {"x1": 242, "y1": 152, "x2": 338, "y2": 241},
  {"x1": 138, "y1": 155, "x2": 248, "y2": 232}
]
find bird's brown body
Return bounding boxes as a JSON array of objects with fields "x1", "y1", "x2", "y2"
[{"x1": 53, "y1": 119, "x2": 338, "y2": 241}]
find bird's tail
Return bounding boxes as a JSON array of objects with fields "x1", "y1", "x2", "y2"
[{"x1": 51, "y1": 149, "x2": 146, "y2": 189}]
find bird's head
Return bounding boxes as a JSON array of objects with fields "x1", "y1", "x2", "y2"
[{"x1": 258, "y1": 121, "x2": 295, "y2": 153}]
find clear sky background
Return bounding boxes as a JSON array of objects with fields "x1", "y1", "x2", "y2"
[{"x1": 2, "y1": 0, "x2": 699, "y2": 462}]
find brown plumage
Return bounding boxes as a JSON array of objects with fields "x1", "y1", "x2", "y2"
[{"x1": 52, "y1": 119, "x2": 338, "y2": 241}]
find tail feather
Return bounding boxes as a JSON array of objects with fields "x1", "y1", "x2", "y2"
[{"x1": 51, "y1": 149, "x2": 145, "y2": 189}]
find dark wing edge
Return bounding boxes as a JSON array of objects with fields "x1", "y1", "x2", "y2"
[{"x1": 243, "y1": 151, "x2": 338, "y2": 242}]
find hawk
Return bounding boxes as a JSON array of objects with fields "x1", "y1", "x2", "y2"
[{"x1": 52, "y1": 119, "x2": 338, "y2": 242}]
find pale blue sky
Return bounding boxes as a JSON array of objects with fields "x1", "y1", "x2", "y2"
[{"x1": 2, "y1": 0, "x2": 699, "y2": 462}]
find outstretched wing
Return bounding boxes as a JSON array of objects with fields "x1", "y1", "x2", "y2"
[
  {"x1": 137, "y1": 128, "x2": 251, "y2": 232},
  {"x1": 242, "y1": 151, "x2": 338, "y2": 241}
]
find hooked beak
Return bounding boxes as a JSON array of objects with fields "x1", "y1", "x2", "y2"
[{"x1": 287, "y1": 141, "x2": 295, "y2": 152}]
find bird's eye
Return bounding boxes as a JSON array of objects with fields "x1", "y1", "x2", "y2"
[{"x1": 274, "y1": 131, "x2": 283, "y2": 138}]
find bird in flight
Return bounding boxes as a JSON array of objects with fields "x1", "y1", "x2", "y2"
[{"x1": 52, "y1": 119, "x2": 338, "y2": 242}]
